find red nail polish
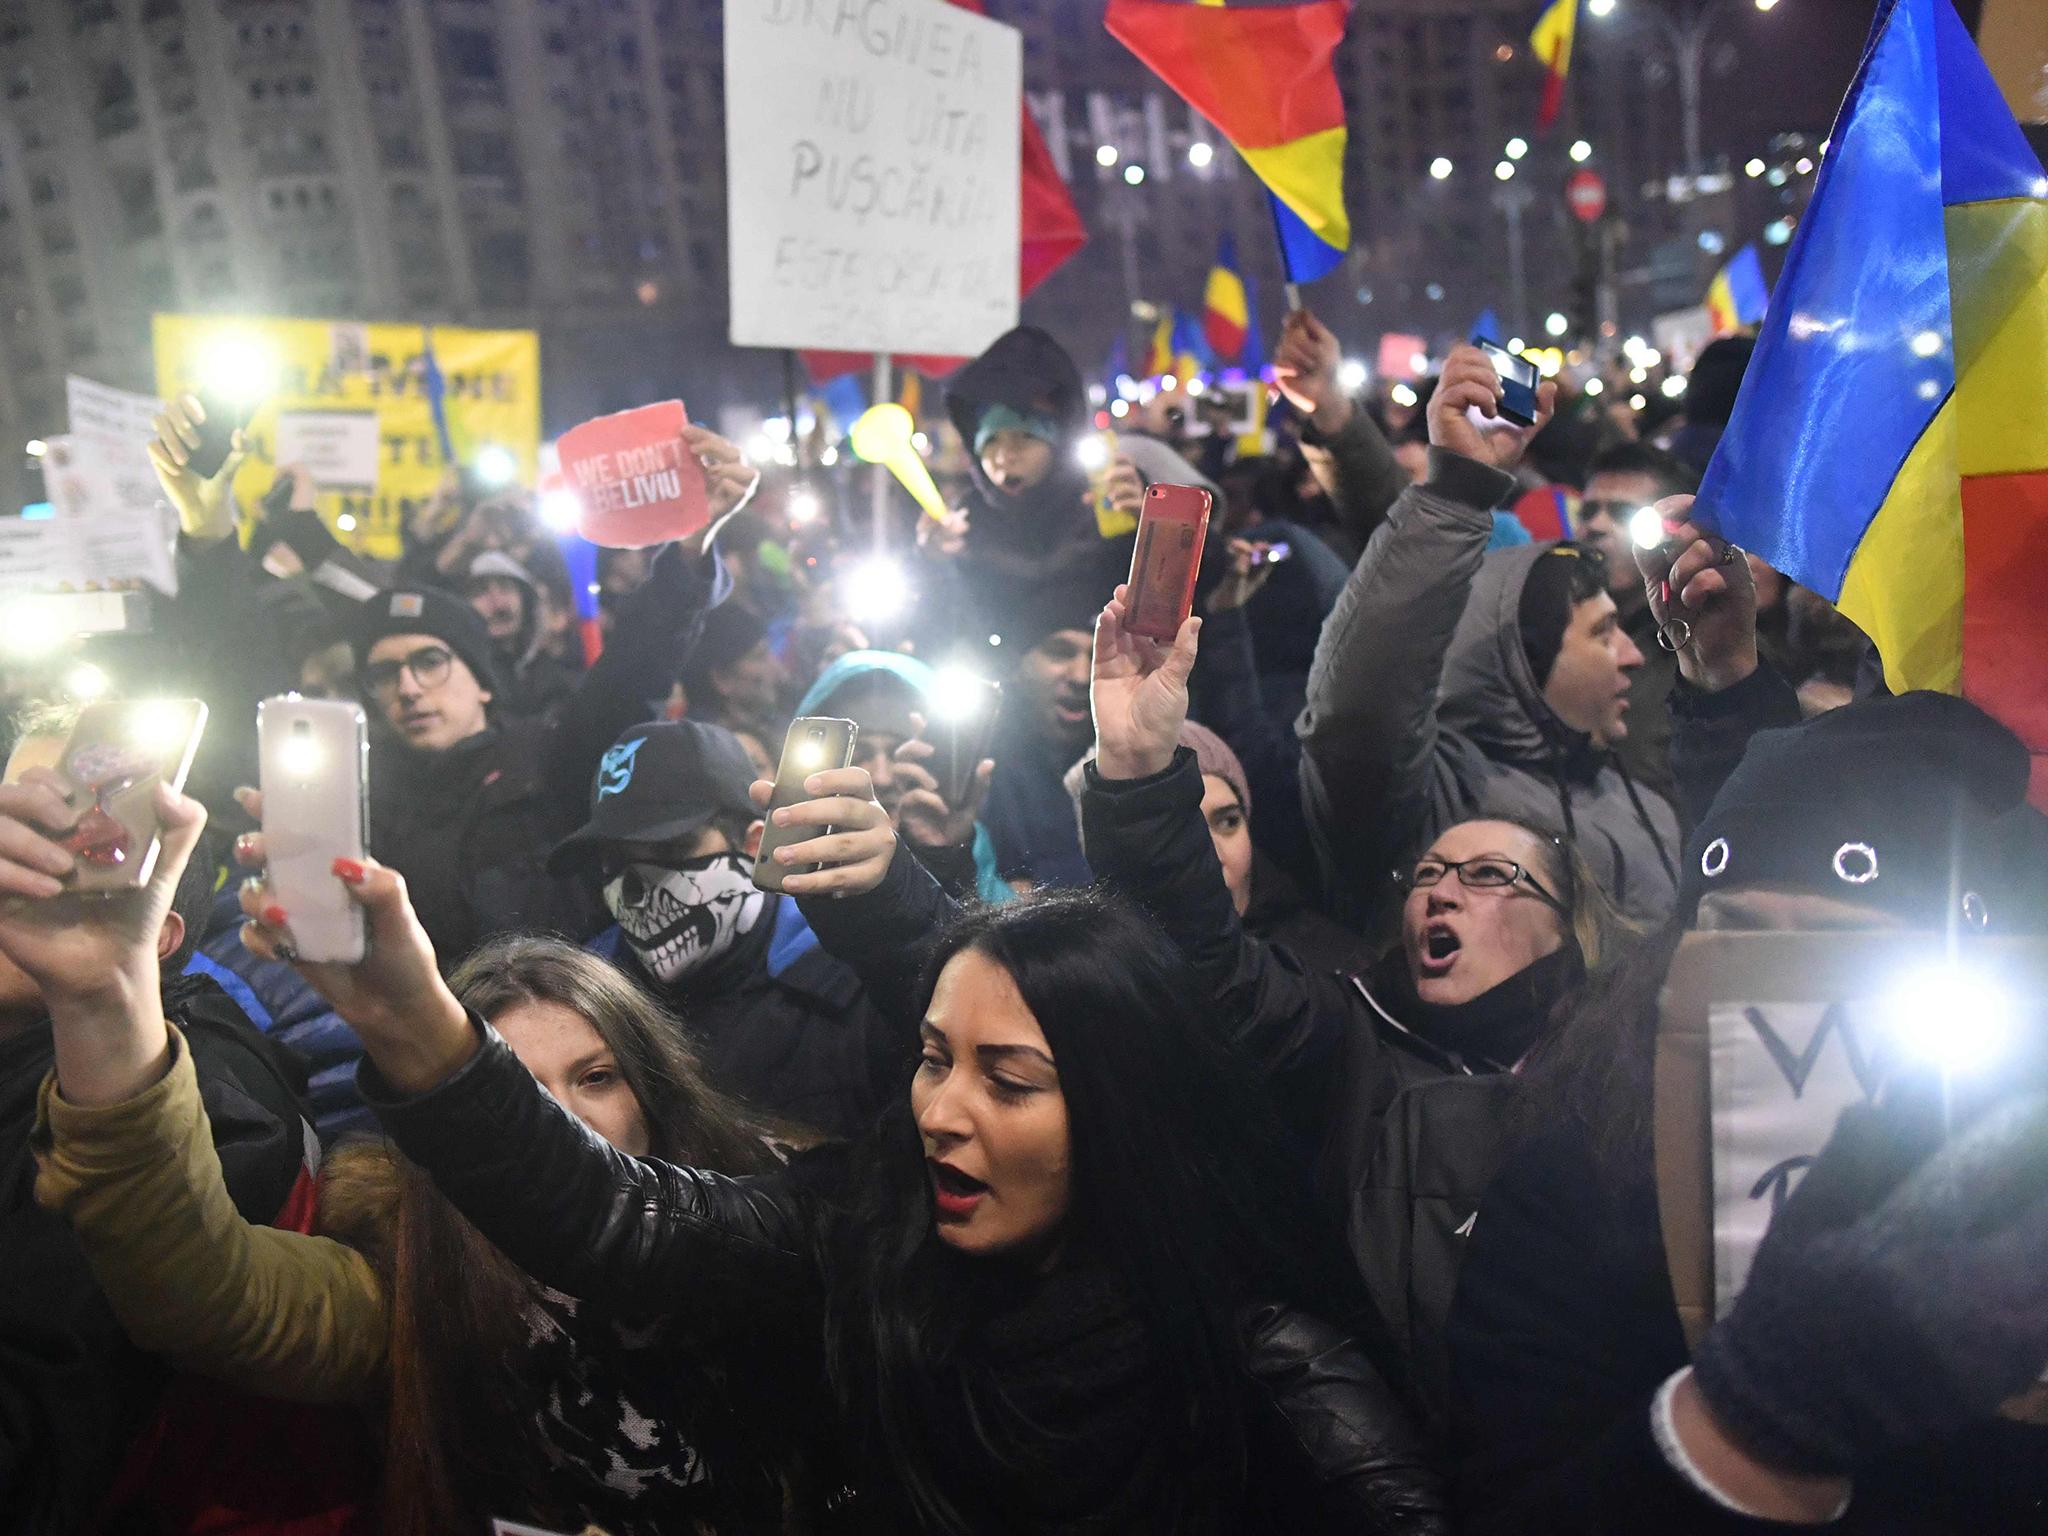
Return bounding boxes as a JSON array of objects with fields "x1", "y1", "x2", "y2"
[
  {"x1": 331, "y1": 857, "x2": 366, "y2": 884},
  {"x1": 263, "y1": 904, "x2": 288, "y2": 927}
]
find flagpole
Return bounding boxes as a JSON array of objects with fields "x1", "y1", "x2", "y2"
[
  {"x1": 1283, "y1": 282, "x2": 1303, "y2": 312},
  {"x1": 870, "y1": 351, "x2": 892, "y2": 551}
]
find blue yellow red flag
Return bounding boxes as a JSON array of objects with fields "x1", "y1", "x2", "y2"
[
  {"x1": 1694, "y1": 0, "x2": 2048, "y2": 804},
  {"x1": 1705, "y1": 245, "x2": 1770, "y2": 335},
  {"x1": 1204, "y1": 234, "x2": 1252, "y2": 362},
  {"x1": 1530, "y1": 0, "x2": 1578, "y2": 130},
  {"x1": 1105, "y1": 0, "x2": 1350, "y2": 284}
]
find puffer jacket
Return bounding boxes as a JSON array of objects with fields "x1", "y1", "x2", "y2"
[
  {"x1": 1299, "y1": 448, "x2": 1681, "y2": 929},
  {"x1": 361, "y1": 1007, "x2": 1447, "y2": 1534}
]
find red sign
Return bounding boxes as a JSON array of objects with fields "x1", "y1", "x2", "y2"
[
  {"x1": 556, "y1": 399, "x2": 709, "y2": 549},
  {"x1": 1567, "y1": 169, "x2": 1608, "y2": 224}
]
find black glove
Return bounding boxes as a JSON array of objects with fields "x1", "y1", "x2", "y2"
[{"x1": 1691, "y1": 1092, "x2": 2048, "y2": 1474}]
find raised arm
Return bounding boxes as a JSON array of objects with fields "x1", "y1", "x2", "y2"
[
  {"x1": 1272, "y1": 309, "x2": 1408, "y2": 552},
  {"x1": 1297, "y1": 346, "x2": 1551, "y2": 906},
  {"x1": 232, "y1": 828, "x2": 814, "y2": 1323},
  {"x1": 35, "y1": 1032, "x2": 387, "y2": 1403}
]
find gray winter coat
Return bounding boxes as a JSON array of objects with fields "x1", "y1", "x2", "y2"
[{"x1": 1298, "y1": 449, "x2": 1681, "y2": 929}]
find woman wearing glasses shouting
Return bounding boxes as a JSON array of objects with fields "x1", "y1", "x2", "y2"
[{"x1": 1080, "y1": 583, "x2": 1635, "y2": 1452}]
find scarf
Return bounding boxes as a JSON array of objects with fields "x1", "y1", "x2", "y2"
[{"x1": 1375, "y1": 944, "x2": 1585, "y2": 1071}]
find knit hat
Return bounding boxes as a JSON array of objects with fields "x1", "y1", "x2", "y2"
[
  {"x1": 1516, "y1": 544, "x2": 1609, "y2": 688},
  {"x1": 1679, "y1": 691, "x2": 2041, "y2": 932},
  {"x1": 352, "y1": 586, "x2": 502, "y2": 696},
  {"x1": 973, "y1": 402, "x2": 1061, "y2": 456},
  {"x1": 680, "y1": 600, "x2": 771, "y2": 697},
  {"x1": 1179, "y1": 720, "x2": 1250, "y2": 818}
]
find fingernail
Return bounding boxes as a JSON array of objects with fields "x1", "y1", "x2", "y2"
[
  {"x1": 235, "y1": 833, "x2": 259, "y2": 859},
  {"x1": 331, "y1": 857, "x2": 365, "y2": 884},
  {"x1": 773, "y1": 808, "x2": 789, "y2": 826},
  {"x1": 775, "y1": 847, "x2": 793, "y2": 863},
  {"x1": 805, "y1": 775, "x2": 822, "y2": 793},
  {"x1": 263, "y1": 904, "x2": 288, "y2": 927}
]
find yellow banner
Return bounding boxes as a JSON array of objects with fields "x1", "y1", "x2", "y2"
[{"x1": 151, "y1": 314, "x2": 540, "y2": 561}]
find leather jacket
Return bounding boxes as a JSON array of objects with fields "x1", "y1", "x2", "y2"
[{"x1": 363, "y1": 1017, "x2": 1447, "y2": 1533}]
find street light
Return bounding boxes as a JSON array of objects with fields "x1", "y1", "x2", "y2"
[
  {"x1": 1123, "y1": 163, "x2": 1146, "y2": 186},
  {"x1": 1589, "y1": 0, "x2": 1615, "y2": 14},
  {"x1": 1429, "y1": 156, "x2": 1454, "y2": 180},
  {"x1": 1096, "y1": 143, "x2": 1119, "y2": 167},
  {"x1": 1545, "y1": 311, "x2": 1570, "y2": 337},
  {"x1": 1495, "y1": 160, "x2": 1516, "y2": 181},
  {"x1": 1570, "y1": 139, "x2": 1593, "y2": 163},
  {"x1": 1745, "y1": 157, "x2": 1766, "y2": 177},
  {"x1": 1188, "y1": 141, "x2": 1214, "y2": 169},
  {"x1": 1505, "y1": 137, "x2": 1529, "y2": 161}
]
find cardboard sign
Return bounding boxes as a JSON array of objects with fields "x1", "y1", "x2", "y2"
[
  {"x1": 556, "y1": 400, "x2": 710, "y2": 549},
  {"x1": 724, "y1": 0, "x2": 1022, "y2": 356},
  {"x1": 274, "y1": 410, "x2": 381, "y2": 491}
]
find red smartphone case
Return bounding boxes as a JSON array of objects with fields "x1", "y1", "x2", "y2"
[{"x1": 1124, "y1": 484, "x2": 1213, "y2": 641}]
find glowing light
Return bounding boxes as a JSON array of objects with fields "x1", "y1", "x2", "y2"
[
  {"x1": 786, "y1": 488, "x2": 823, "y2": 526},
  {"x1": 1187, "y1": 141, "x2": 1214, "y2": 169},
  {"x1": 930, "y1": 666, "x2": 992, "y2": 721},
  {"x1": 64, "y1": 662, "x2": 109, "y2": 700},
  {"x1": 1410, "y1": 351, "x2": 1429, "y2": 374},
  {"x1": 911, "y1": 431, "x2": 931, "y2": 455},
  {"x1": 472, "y1": 444, "x2": 518, "y2": 488},
  {"x1": 1123, "y1": 163, "x2": 1145, "y2": 186},
  {"x1": 1768, "y1": 165, "x2": 1789, "y2": 187},
  {"x1": 130, "y1": 699, "x2": 194, "y2": 755},
  {"x1": 1629, "y1": 507, "x2": 1667, "y2": 550},
  {"x1": 1698, "y1": 229, "x2": 1726, "y2": 255},
  {"x1": 0, "y1": 598, "x2": 72, "y2": 659},
  {"x1": 1570, "y1": 140, "x2": 1592, "y2": 163},
  {"x1": 539, "y1": 489, "x2": 582, "y2": 532},
  {"x1": 1795, "y1": 156, "x2": 1814, "y2": 175},
  {"x1": 1662, "y1": 375, "x2": 1688, "y2": 398},
  {"x1": 1917, "y1": 379, "x2": 1941, "y2": 400},
  {"x1": 24, "y1": 439, "x2": 46, "y2": 458},
  {"x1": 1426, "y1": 282, "x2": 1446, "y2": 302},
  {"x1": 1630, "y1": 393, "x2": 1648, "y2": 411},
  {"x1": 1494, "y1": 160, "x2": 1515, "y2": 181},
  {"x1": 1185, "y1": 376, "x2": 1205, "y2": 397},
  {"x1": 1545, "y1": 312, "x2": 1569, "y2": 338},
  {"x1": 1589, "y1": 0, "x2": 1615, "y2": 15},
  {"x1": 1881, "y1": 962, "x2": 2017, "y2": 1075},
  {"x1": 1746, "y1": 158, "x2": 1767, "y2": 178},
  {"x1": 1110, "y1": 399, "x2": 1131, "y2": 419},
  {"x1": 1505, "y1": 137, "x2": 1528, "y2": 161},
  {"x1": 1390, "y1": 382, "x2": 1418, "y2": 408},
  {"x1": 1584, "y1": 377, "x2": 1604, "y2": 396},
  {"x1": 335, "y1": 512, "x2": 358, "y2": 533},
  {"x1": 1076, "y1": 435, "x2": 1112, "y2": 473},
  {"x1": 1506, "y1": 337, "x2": 1525, "y2": 354},
  {"x1": 1429, "y1": 156, "x2": 1454, "y2": 180},
  {"x1": 1630, "y1": 366, "x2": 1649, "y2": 385},
  {"x1": 1765, "y1": 218, "x2": 1796, "y2": 246},
  {"x1": 1160, "y1": 374, "x2": 1178, "y2": 392},
  {"x1": 1754, "y1": 0, "x2": 1779, "y2": 12},
  {"x1": 820, "y1": 445, "x2": 839, "y2": 466},
  {"x1": 841, "y1": 556, "x2": 911, "y2": 626},
  {"x1": 1339, "y1": 359, "x2": 1369, "y2": 391},
  {"x1": 1909, "y1": 330, "x2": 1943, "y2": 358},
  {"x1": 277, "y1": 729, "x2": 325, "y2": 778},
  {"x1": 197, "y1": 331, "x2": 280, "y2": 406},
  {"x1": 1096, "y1": 143, "x2": 1119, "y2": 167}
]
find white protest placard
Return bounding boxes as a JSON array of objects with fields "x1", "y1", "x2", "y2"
[
  {"x1": 275, "y1": 410, "x2": 381, "y2": 491},
  {"x1": 724, "y1": 0, "x2": 1022, "y2": 357},
  {"x1": 65, "y1": 375, "x2": 166, "y2": 528},
  {"x1": 10, "y1": 435, "x2": 178, "y2": 595}
]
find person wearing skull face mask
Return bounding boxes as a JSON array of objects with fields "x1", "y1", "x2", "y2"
[{"x1": 548, "y1": 720, "x2": 894, "y2": 1138}]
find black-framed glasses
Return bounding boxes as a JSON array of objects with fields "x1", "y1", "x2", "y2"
[
  {"x1": 1576, "y1": 498, "x2": 1644, "y2": 527},
  {"x1": 362, "y1": 644, "x2": 453, "y2": 700},
  {"x1": 1393, "y1": 855, "x2": 1569, "y2": 915}
]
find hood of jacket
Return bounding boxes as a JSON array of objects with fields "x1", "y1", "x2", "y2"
[
  {"x1": 467, "y1": 549, "x2": 543, "y2": 667},
  {"x1": 1437, "y1": 541, "x2": 1595, "y2": 775},
  {"x1": 795, "y1": 648, "x2": 935, "y2": 722},
  {"x1": 944, "y1": 325, "x2": 1092, "y2": 546}
]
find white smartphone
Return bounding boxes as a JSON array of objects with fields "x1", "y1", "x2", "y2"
[{"x1": 258, "y1": 696, "x2": 369, "y2": 963}]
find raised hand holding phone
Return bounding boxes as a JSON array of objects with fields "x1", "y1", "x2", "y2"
[
  {"x1": 748, "y1": 764, "x2": 897, "y2": 899},
  {"x1": 258, "y1": 697, "x2": 368, "y2": 964},
  {"x1": 1629, "y1": 493, "x2": 1759, "y2": 693},
  {"x1": 1430, "y1": 342, "x2": 1556, "y2": 471},
  {"x1": 892, "y1": 711, "x2": 995, "y2": 852},
  {"x1": 1123, "y1": 483, "x2": 1212, "y2": 642},
  {"x1": 752, "y1": 718, "x2": 859, "y2": 894},
  {"x1": 148, "y1": 393, "x2": 248, "y2": 542},
  {"x1": 1092, "y1": 582, "x2": 1200, "y2": 782}
]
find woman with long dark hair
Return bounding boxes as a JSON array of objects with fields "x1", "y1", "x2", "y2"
[
  {"x1": 34, "y1": 910, "x2": 793, "y2": 1535},
  {"x1": 227, "y1": 808, "x2": 1447, "y2": 1531}
]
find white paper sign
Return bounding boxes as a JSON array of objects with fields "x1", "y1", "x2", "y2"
[
  {"x1": 6, "y1": 435, "x2": 179, "y2": 595},
  {"x1": 1707, "y1": 998, "x2": 1890, "y2": 1316},
  {"x1": 65, "y1": 375, "x2": 166, "y2": 527},
  {"x1": 275, "y1": 410, "x2": 381, "y2": 491},
  {"x1": 724, "y1": 0, "x2": 1022, "y2": 356}
]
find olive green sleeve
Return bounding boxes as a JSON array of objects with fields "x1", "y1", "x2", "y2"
[{"x1": 33, "y1": 1027, "x2": 388, "y2": 1403}]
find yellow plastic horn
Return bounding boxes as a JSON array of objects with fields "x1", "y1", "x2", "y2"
[{"x1": 849, "y1": 403, "x2": 947, "y2": 521}]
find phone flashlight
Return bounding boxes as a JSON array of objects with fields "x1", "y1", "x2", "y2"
[
  {"x1": 538, "y1": 489, "x2": 582, "y2": 533},
  {"x1": 930, "y1": 665, "x2": 991, "y2": 721},
  {"x1": 278, "y1": 718, "x2": 325, "y2": 779},
  {"x1": 473, "y1": 444, "x2": 519, "y2": 489},
  {"x1": 1253, "y1": 541, "x2": 1293, "y2": 567},
  {"x1": 842, "y1": 555, "x2": 911, "y2": 626},
  {"x1": 1076, "y1": 435, "x2": 1113, "y2": 473},
  {"x1": 197, "y1": 332, "x2": 280, "y2": 408},
  {"x1": 129, "y1": 699, "x2": 198, "y2": 756},
  {"x1": 1629, "y1": 507, "x2": 1669, "y2": 551},
  {"x1": 1880, "y1": 961, "x2": 2019, "y2": 1077}
]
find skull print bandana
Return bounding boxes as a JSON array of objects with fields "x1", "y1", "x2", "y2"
[{"x1": 603, "y1": 852, "x2": 770, "y2": 986}]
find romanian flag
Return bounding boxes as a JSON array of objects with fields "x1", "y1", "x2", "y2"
[
  {"x1": 1170, "y1": 309, "x2": 1213, "y2": 379},
  {"x1": 1530, "y1": 0, "x2": 1578, "y2": 131},
  {"x1": 1705, "y1": 244, "x2": 1771, "y2": 335},
  {"x1": 1143, "y1": 314, "x2": 1175, "y2": 378},
  {"x1": 1204, "y1": 234, "x2": 1252, "y2": 362},
  {"x1": 1694, "y1": 0, "x2": 2048, "y2": 805},
  {"x1": 1105, "y1": 0, "x2": 1351, "y2": 284}
]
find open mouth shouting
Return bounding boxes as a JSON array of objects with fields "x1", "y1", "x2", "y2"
[
  {"x1": 928, "y1": 1159, "x2": 990, "y2": 1221},
  {"x1": 1418, "y1": 921, "x2": 1464, "y2": 979}
]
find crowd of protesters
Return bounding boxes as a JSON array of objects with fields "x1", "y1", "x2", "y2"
[{"x1": 1, "y1": 302, "x2": 2045, "y2": 1536}]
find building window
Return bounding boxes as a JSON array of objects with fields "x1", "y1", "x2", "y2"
[{"x1": 443, "y1": 27, "x2": 502, "y2": 82}]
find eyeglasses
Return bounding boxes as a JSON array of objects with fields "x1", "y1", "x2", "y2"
[
  {"x1": 1575, "y1": 498, "x2": 1644, "y2": 529},
  {"x1": 1394, "y1": 855, "x2": 1568, "y2": 915},
  {"x1": 362, "y1": 644, "x2": 453, "y2": 700}
]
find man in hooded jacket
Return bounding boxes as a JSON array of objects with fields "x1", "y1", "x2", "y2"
[
  {"x1": 1300, "y1": 344, "x2": 1681, "y2": 929},
  {"x1": 464, "y1": 548, "x2": 582, "y2": 718}
]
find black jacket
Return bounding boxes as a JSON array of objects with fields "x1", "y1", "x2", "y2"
[
  {"x1": 1, "y1": 978, "x2": 314, "y2": 1533},
  {"x1": 362, "y1": 1007, "x2": 1447, "y2": 1534},
  {"x1": 371, "y1": 543, "x2": 723, "y2": 966}
]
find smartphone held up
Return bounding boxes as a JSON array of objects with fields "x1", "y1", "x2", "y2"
[
  {"x1": 753, "y1": 717, "x2": 858, "y2": 895},
  {"x1": 2, "y1": 699, "x2": 209, "y2": 895},
  {"x1": 258, "y1": 696, "x2": 370, "y2": 963},
  {"x1": 1123, "y1": 483, "x2": 1213, "y2": 642},
  {"x1": 1472, "y1": 336, "x2": 1542, "y2": 428}
]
